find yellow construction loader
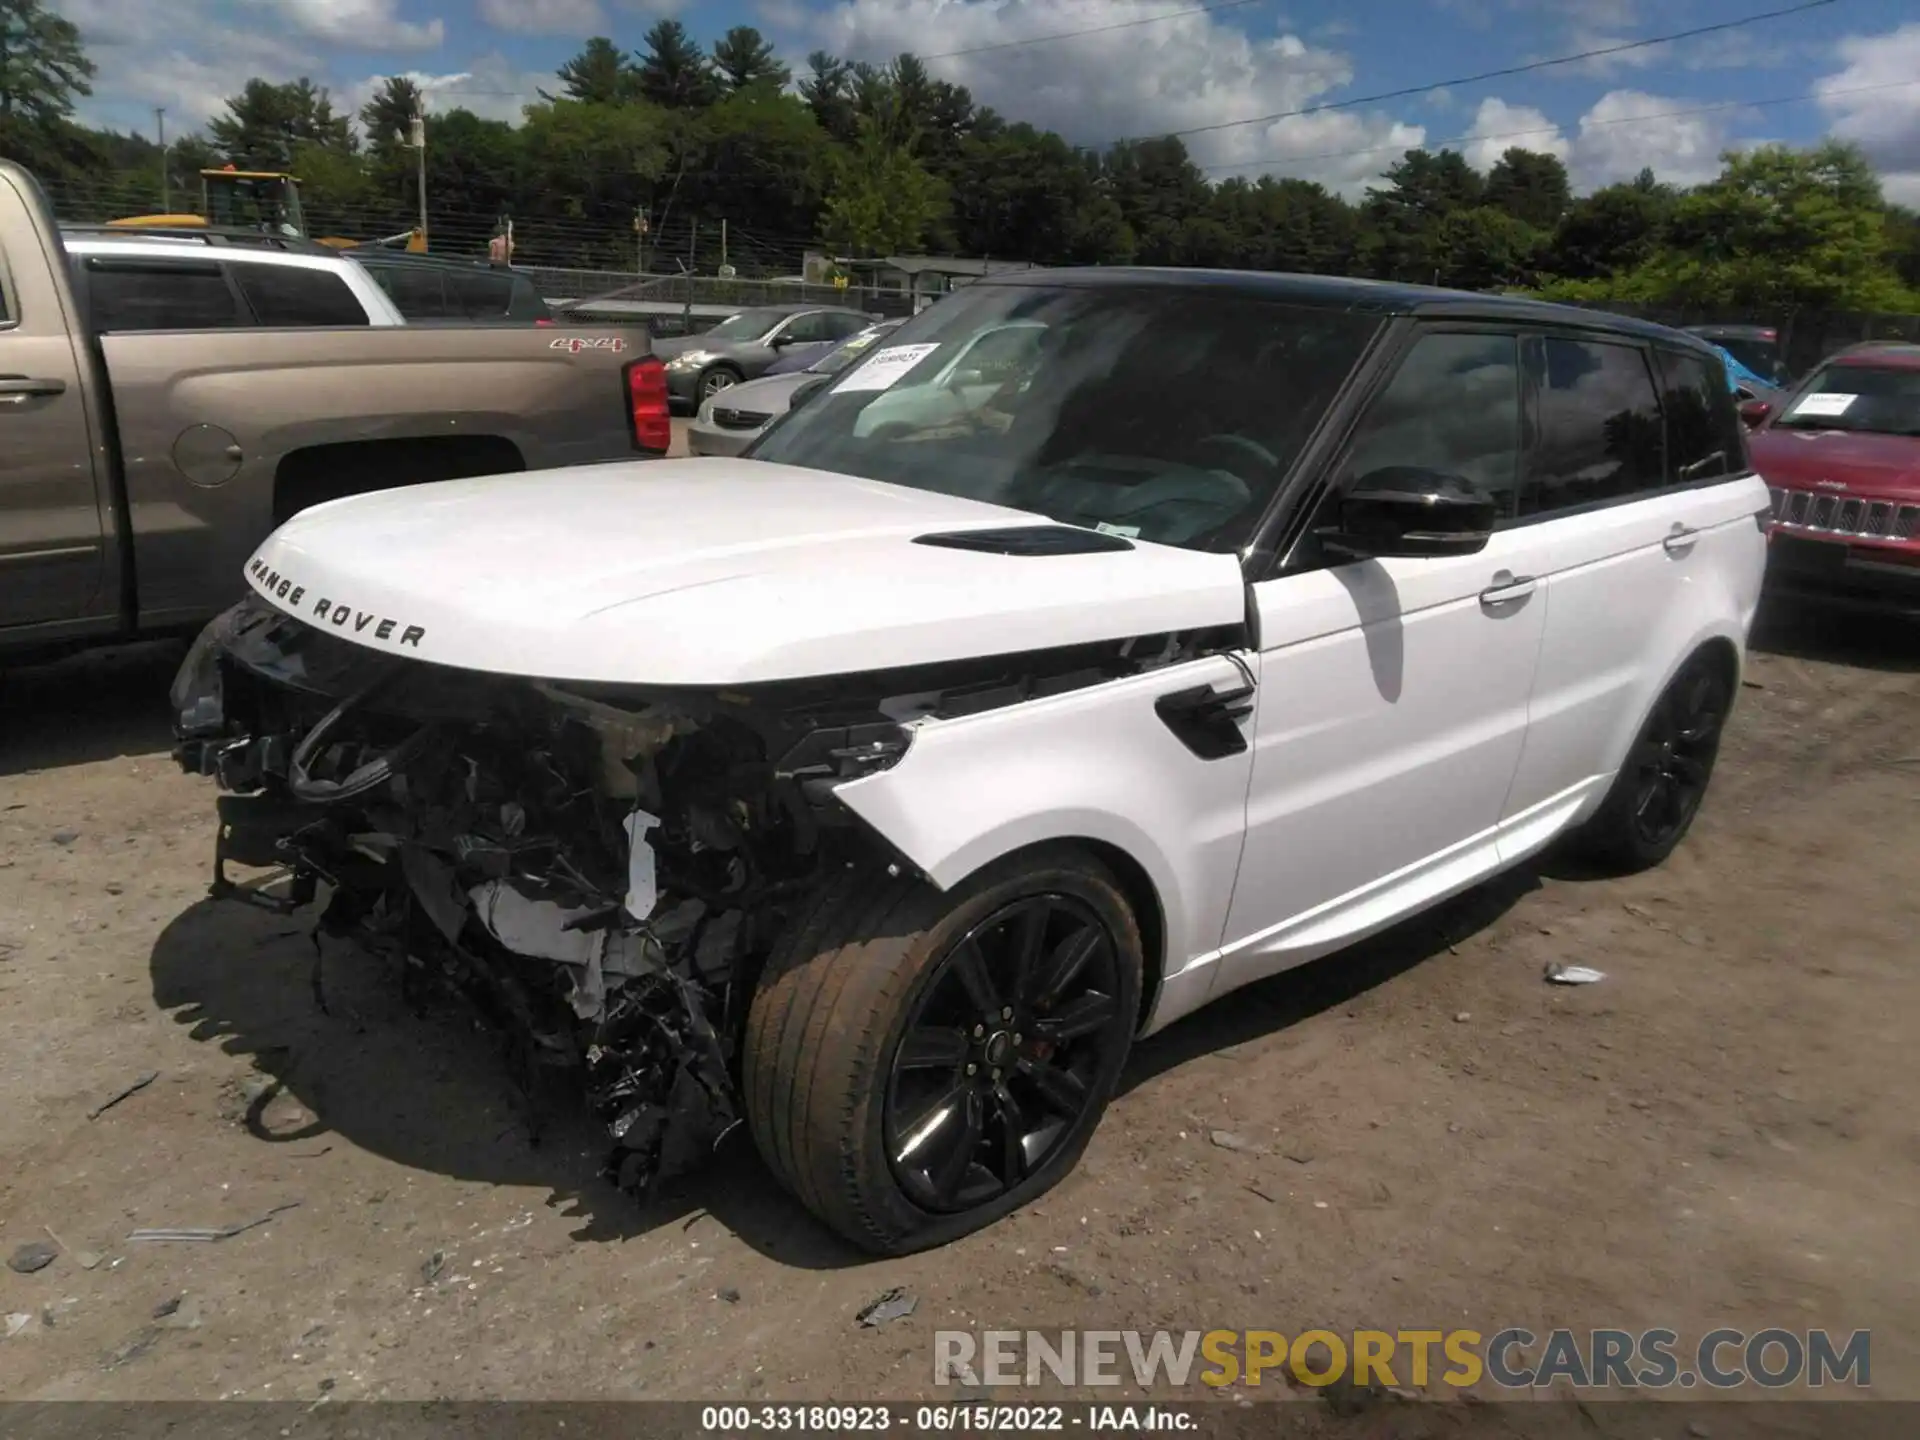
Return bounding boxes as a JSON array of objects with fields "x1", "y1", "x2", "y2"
[{"x1": 110, "y1": 167, "x2": 425, "y2": 251}]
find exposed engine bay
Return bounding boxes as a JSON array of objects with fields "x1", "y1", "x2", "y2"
[{"x1": 171, "y1": 594, "x2": 1241, "y2": 1200}]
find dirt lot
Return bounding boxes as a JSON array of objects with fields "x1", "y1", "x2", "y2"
[{"x1": 2, "y1": 593, "x2": 1918, "y2": 1407}]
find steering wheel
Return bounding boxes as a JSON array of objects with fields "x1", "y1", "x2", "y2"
[{"x1": 1193, "y1": 433, "x2": 1281, "y2": 471}]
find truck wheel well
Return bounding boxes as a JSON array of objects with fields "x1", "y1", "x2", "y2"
[
  {"x1": 1695, "y1": 635, "x2": 1742, "y2": 692},
  {"x1": 273, "y1": 435, "x2": 525, "y2": 525}
]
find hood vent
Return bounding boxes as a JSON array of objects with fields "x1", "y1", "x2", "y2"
[{"x1": 913, "y1": 525, "x2": 1135, "y2": 556}]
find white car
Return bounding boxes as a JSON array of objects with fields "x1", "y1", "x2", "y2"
[
  {"x1": 63, "y1": 232, "x2": 406, "y2": 327},
  {"x1": 171, "y1": 269, "x2": 1768, "y2": 1254}
]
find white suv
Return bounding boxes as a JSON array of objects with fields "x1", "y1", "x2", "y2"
[
  {"x1": 170, "y1": 269, "x2": 1768, "y2": 1254},
  {"x1": 64, "y1": 231, "x2": 404, "y2": 328}
]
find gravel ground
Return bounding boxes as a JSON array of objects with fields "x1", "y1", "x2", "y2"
[{"x1": 1, "y1": 592, "x2": 1917, "y2": 1409}]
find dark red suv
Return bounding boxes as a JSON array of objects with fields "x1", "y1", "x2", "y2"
[{"x1": 1746, "y1": 342, "x2": 1920, "y2": 613}]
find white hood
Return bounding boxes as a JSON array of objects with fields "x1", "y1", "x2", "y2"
[{"x1": 241, "y1": 459, "x2": 1248, "y2": 686}]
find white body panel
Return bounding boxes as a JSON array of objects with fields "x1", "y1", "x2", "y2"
[
  {"x1": 1498, "y1": 475, "x2": 1768, "y2": 857},
  {"x1": 1205, "y1": 528, "x2": 1547, "y2": 1001},
  {"x1": 835, "y1": 652, "x2": 1260, "y2": 1031},
  {"x1": 242, "y1": 460, "x2": 1249, "y2": 685}
]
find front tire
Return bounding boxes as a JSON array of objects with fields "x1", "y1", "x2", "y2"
[
  {"x1": 698, "y1": 366, "x2": 742, "y2": 402},
  {"x1": 743, "y1": 848, "x2": 1141, "y2": 1255},
  {"x1": 1571, "y1": 648, "x2": 1735, "y2": 873}
]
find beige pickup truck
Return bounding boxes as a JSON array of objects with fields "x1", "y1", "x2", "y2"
[{"x1": 0, "y1": 161, "x2": 667, "y2": 663}]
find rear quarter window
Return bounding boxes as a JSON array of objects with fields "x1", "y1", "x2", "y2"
[
  {"x1": 1657, "y1": 348, "x2": 1750, "y2": 483},
  {"x1": 366, "y1": 263, "x2": 452, "y2": 319},
  {"x1": 85, "y1": 259, "x2": 244, "y2": 331},
  {"x1": 232, "y1": 264, "x2": 369, "y2": 326}
]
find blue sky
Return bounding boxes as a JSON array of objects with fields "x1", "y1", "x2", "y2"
[{"x1": 53, "y1": 0, "x2": 1920, "y2": 200}]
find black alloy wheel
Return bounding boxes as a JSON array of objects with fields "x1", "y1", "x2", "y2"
[
  {"x1": 883, "y1": 894, "x2": 1127, "y2": 1215},
  {"x1": 1626, "y1": 655, "x2": 1732, "y2": 850}
]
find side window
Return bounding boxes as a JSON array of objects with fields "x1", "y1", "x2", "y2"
[
  {"x1": 367, "y1": 263, "x2": 450, "y2": 318},
  {"x1": 232, "y1": 264, "x2": 369, "y2": 326},
  {"x1": 1339, "y1": 330, "x2": 1524, "y2": 518},
  {"x1": 1657, "y1": 348, "x2": 1749, "y2": 484},
  {"x1": 777, "y1": 312, "x2": 830, "y2": 344},
  {"x1": 820, "y1": 311, "x2": 867, "y2": 340},
  {"x1": 1520, "y1": 337, "x2": 1665, "y2": 517},
  {"x1": 86, "y1": 260, "x2": 243, "y2": 331},
  {"x1": 451, "y1": 268, "x2": 515, "y2": 319}
]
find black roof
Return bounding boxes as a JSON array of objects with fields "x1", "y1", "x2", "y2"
[
  {"x1": 1684, "y1": 322, "x2": 1778, "y2": 339},
  {"x1": 985, "y1": 265, "x2": 1715, "y2": 351},
  {"x1": 61, "y1": 223, "x2": 333, "y2": 255},
  {"x1": 343, "y1": 248, "x2": 523, "y2": 275}
]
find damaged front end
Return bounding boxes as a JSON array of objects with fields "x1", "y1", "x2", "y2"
[
  {"x1": 172, "y1": 593, "x2": 1239, "y2": 1202},
  {"x1": 171, "y1": 593, "x2": 913, "y2": 1198}
]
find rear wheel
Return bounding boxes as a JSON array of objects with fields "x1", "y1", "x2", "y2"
[
  {"x1": 743, "y1": 848, "x2": 1141, "y2": 1255},
  {"x1": 1572, "y1": 649, "x2": 1735, "y2": 872}
]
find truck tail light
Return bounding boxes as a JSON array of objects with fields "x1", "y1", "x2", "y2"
[{"x1": 625, "y1": 356, "x2": 671, "y2": 454}]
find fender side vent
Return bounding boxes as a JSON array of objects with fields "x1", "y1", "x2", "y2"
[{"x1": 913, "y1": 525, "x2": 1135, "y2": 556}]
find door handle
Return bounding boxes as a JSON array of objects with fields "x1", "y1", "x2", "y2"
[
  {"x1": 0, "y1": 375, "x2": 67, "y2": 402},
  {"x1": 1663, "y1": 524, "x2": 1699, "y2": 555},
  {"x1": 1479, "y1": 570, "x2": 1536, "y2": 605}
]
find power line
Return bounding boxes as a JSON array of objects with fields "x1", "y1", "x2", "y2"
[
  {"x1": 1145, "y1": 0, "x2": 1843, "y2": 143},
  {"x1": 1200, "y1": 76, "x2": 1920, "y2": 173}
]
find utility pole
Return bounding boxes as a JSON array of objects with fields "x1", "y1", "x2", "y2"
[
  {"x1": 407, "y1": 111, "x2": 427, "y2": 248},
  {"x1": 634, "y1": 207, "x2": 648, "y2": 276},
  {"x1": 720, "y1": 218, "x2": 727, "y2": 273},
  {"x1": 155, "y1": 107, "x2": 168, "y2": 211}
]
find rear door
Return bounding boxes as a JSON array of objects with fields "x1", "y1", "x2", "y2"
[
  {"x1": 1213, "y1": 326, "x2": 1546, "y2": 991},
  {"x1": 0, "y1": 182, "x2": 108, "y2": 627},
  {"x1": 1496, "y1": 332, "x2": 1755, "y2": 855}
]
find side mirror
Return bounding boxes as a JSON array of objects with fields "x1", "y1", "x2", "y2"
[
  {"x1": 1316, "y1": 468, "x2": 1498, "y2": 561},
  {"x1": 1738, "y1": 398, "x2": 1772, "y2": 428},
  {"x1": 768, "y1": 332, "x2": 798, "y2": 349}
]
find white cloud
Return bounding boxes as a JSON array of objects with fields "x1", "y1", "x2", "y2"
[
  {"x1": 1816, "y1": 23, "x2": 1920, "y2": 206},
  {"x1": 477, "y1": 0, "x2": 605, "y2": 31},
  {"x1": 791, "y1": 0, "x2": 1426, "y2": 196},
  {"x1": 259, "y1": 0, "x2": 445, "y2": 51},
  {"x1": 1461, "y1": 96, "x2": 1567, "y2": 172},
  {"x1": 54, "y1": 0, "x2": 317, "y2": 128},
  {"x1": 1566, "y1": 89, "x2": 1740, "y2": 189}
]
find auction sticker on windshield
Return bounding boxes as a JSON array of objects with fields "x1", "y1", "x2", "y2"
[
  {"x1": 836, "y1": 343, "x2": 940, "y2": 393},
  {"x1": 1790, "y1": 392, "x2": 1856, "y2": 418}
]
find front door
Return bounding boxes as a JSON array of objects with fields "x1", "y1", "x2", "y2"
[
  {"x1": 0, "y1": 191, "x2": 105, "y2": 629},
  {"x1": 1211, "y1": 327, "x2": 1548, "y2": 997}
]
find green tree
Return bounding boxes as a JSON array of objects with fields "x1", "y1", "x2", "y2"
[
  {"x1": 208, "y1": 78, "x2": 355, "y2": 170},
  {"x1": 359, "y1": 75, "x2": 423, "y2": 165},
  {"x1": 0, "y1": 0, "x2": 93, "y2": 126},
  {"x1": 552, "y1": 37, "x2": 638, "y2": 105},
  {"x1": 1621, "y1": 142, "x2": 1907, "y2": 311},
  {"x1": 636, "y1": 20, "x2": 718, "y2": 110},
  {"x1": 952, "y1": 122, "x2": 1124, "y2": 264},
  {"x1": 1435, "y1": 206, "x2": 1542, "y2": 290},
  {"x1": 799, "y1": 51, "x2": 859, "y2": 143},
  {"x1": 1483, "y1": 146, "x2": 1570, "y2": 232},
  {"x1": 1887, "y1": 205, "x2": 1920, "y2": 292},
  {"x1": 711, "y1": 26, "x2": 789, "y2": 94},
  {"x1": 1361, "y1": 148, "x2": 1484, "y2": 281},
  {"x1": 820, "y1": 117, "x2": 946, "y2": 256},
  {"x1": 1103, "y1": 136, "x2": 1210, "y2": 265},
  {"x1": 1207, "y1": 175, "x2": 1360, "y2": 275},
  {"x1": 1543, "y1": 169, "x2": 1674, "y2": 280},
  {"x1": 681, "y1": 89, "x2": 832, "y2": 256}
]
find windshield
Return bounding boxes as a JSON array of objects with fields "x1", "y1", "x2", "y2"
[
  {"x1": 703, "y1": 308, "x2": 789, "y2": 343},
  {"x1": 810, "y1": 322, "x2": 904, "y2": 376},
  {"x1": 750, "y1": 283, "x2": 1384, "y2": 552},
  {"x1": 1773, "y1": 362, "x2": 1920, "y2": 436}
]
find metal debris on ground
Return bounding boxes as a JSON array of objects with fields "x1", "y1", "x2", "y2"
[
  {"x1": 7, "y1": 1241, "x2": 57, "y2": 1274},
  {"x1": 421, "y1": 1252, "x2": 446, "y2": 1284},
  {"x1": 1544, "y1": 964, "x2": 1607, "y2": 986},
  {"x1": 5, "y1": 1313, "x2": 34, "y2": 1338},
  {"x1": 127, "y1": 1201, "x2": 301, "y2": 1244},
  {"x1": 87, "y1": 1070, "x2": 160, "y2": 1120},
  {"x1": 855, "y1": 1287, "x2": 918, "y2": 1328},
  {"x1": 74, "y1": 1250, "x2": 104, "y2": 1271},
  {"x1": 717, "y1": 1287, "x2": 741, "y2": 1304}
]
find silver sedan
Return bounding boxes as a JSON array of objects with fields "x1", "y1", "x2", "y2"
[{"x1": 687, "y1": 319, "x2": 904, "y2": 457}]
